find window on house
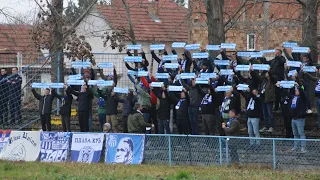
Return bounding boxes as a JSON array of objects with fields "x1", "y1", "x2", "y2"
[{"x1": 247, "y1": 33, "x2": 255, "y2": 51}]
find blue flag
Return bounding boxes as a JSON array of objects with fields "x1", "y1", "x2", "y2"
[{"x1": 40, "y1": 132, "x2": 70, "y2": 162}]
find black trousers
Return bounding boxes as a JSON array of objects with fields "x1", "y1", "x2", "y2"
[
  {"x1": 281, "y1": 105, "x2": 293, "y2": 138},
  {"x1": 62, "y1": 115, "x2": 71, "y2": 132},
  {"x1": 78, "y1": 111, "x2": 89, "y2": 132},
  {"x1": 177, "y1": 118, "x2": 189, "y2": 135},
  {"x1": 40, "y1": 113, "x2": 51, "y2": 131},
  {"x1": 10, "y1": 96, "x2": 22, "y2": 123},
  {"x1": 122, "y1": 116, "x2": 128, "y2": 133},
  {"x1": 150, "y1": 105, "x2": 158, "y2": 134},
  {"x1": 274, "y1": 87, "x2": 281, "y2": 110}
]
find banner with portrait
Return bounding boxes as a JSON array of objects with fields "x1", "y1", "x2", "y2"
[
  {"x1": 70, "y1": 133, "x2": 104, "y2": 163},
  {"x1": 105, "y1": 134, "x2": 145, "y2": 164},
  {"x1": 40, "y1": 132, "x2": 71, "y2": 162},
  {"x1": 0, "y1": 130, "x2": 11, "y2": 154},
  {"x1": 0, "y1": 131, "x2": 40, "y2": 161}
]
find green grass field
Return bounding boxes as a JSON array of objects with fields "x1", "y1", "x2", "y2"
[{"x1": 0, "y1": 161, "x2": 319, "y2": 180}]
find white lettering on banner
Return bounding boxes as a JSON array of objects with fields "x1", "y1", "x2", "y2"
[
  {"x1": 235, "y1": 65, "x2": 250, "y2": 71},
  {"x1": 288, "y1": 70, "x2": 297, "y2": 77},
  {"x1": 292, "y1": 47, "x2": 309, "y2": 53},
  {"x1": 162, "y1": 55, "x2": 178, "y2": 61},
  {"x1": 206, "y1": 45, "x2": 220, "y2": 51},
  {"x1": 286, "y1": 61, "x2": 302, "y2": 68},
  {"x1": 220, "y1": 69, "x2": 233, "y2": 75},
  {"x1": 185, "y1": 44, "x2": 200, "y2": 50},
  {"x1": 280, "y1": 81, "x2": 295, "y2": 89},
  {"x1": 150, "y1": 44, "x2": 165, "y2": 50},
  {"x1": 237, "y1": 84, "x2": 249, "y2": 91},
  {"x1": 260, "y1": 49, "x2": 276, "y2": 54},
  {"x1": 124, "y1": 56, "x2": 142, "y2": 62},
  {"x1": 195, "y1": 78, "x2": 208, "y2": 84},
  {"x1": 192, "y1": 52, "x2": 208, "y2": 59},
  {"x1": 40, "y1": 149, "x2": 67, "y2": 162},
  {"x1": 155, "y1": 73, "x2": 169, "y2": 79},
  {"x1": 127, "y1": 44, "x2": 142, "y2": 50},
  {"x1": 180, "y1": 73, "x2": 196, "y2": 79},
  {"x1": 216, "y1": 86, "x2": 232, "y2": 92},
  {"x1": 67, "y1": 80, "x2": 84, "y2": 86},
  {"x1": 214, "y1": 60, "x2": 230, "y2": 66},
  {"x1": 74, "y1": 137, "x2": 102, "y2": 144},
  {"x1": 168, "y1": 86, "x2": 183, "y2": 92},
  {"x1": 98, "y1": 62, "x2": 113, "y2": 68},
  {"x1": 150, "y1": 82, "x2": 164, "y2": 87},
  {"x1": 172, "y1": 42, "x2": 186, "y2": 48},
  {"x1": 114, "y1": 87, "x2": 129, "y2": 94},
  {"x1": 252, "y1": 64, "x2": 270, "y2": 71},
  {"x1": 200, "y1": 73, "x2": 216, "y2": 79},
  {"x1": 71, "y1": 62, "x2": 91, "y2": 68},
  {"x1": 303, "y1": 66, "x2": 316, "y2": 72},
  {"x1": 40, "y1": 132, "x2": 70, "y2": 162},
  {"x1": 283, "y1": 42, "x2": 298, "y2": 48},
  {"x1": 221, "y1": 43, "x2": 236, "y2": 49},
  {"x1": 164, "y1": 63, "x2": 179, "y2": 69}
]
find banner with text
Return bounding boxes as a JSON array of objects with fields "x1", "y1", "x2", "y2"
[{"x1": 40, "y1": 132, "x2": 70, "y2": 162}]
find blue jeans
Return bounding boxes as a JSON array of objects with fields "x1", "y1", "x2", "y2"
[
  {"x1": 247, "y1": 118, "x2": 260, "y2": 145},
  {"x1": 292, "y1": 118, "x2": 306, "y2": 149},
  {"x1": 188, "y1": 106, "x2": 199, "y2": 135},
  {"x1": 316, "y1": 98, "x2": 320, "y2": 128},
  {"x1": 159, "y1": 119, "x2": 170, "y2": 134},
  {"x1": 262, "y1": 102, "x2": 274, "y2": 129},
  {"x1": 98, "y1": 113, "x2": 106, "y2": 131}
]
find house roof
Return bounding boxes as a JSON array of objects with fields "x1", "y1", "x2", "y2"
[
  {"x1": 0, "y1": 24, "x2": 40, "y2": 65},
  {"x1": 96, "y1": 0, "x2": 188, "y2": 42}
]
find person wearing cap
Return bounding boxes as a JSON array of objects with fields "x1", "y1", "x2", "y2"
[
  {"x1": 31, "y1": 87, "x2": 59, "y2": 131},
  {"x1": 127, "y1": 103, "x2": 152, "y2": 133}
]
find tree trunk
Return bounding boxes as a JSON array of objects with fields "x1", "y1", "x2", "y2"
[
  {"x1": 122, "y1": 0, "x2": 138, "y2": 56},
  {"x1": 301, "y1": 0, "x2": 318, "y2": 63},
  {"x1": 206, "y1": 0, "x2": 225, "y2": 56},
  {"x1": 50, "y1": 0, "x2": 64, "y2": 83}
]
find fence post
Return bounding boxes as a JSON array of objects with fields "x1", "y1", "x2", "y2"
[
  {"x1": 56, "y1": 53, "x2": 61, "y2": 115},
  {"x1": 225, "y1": 139, "x2": 229, "y2": 166},
  {"x1": 168, "y1": 135, "x2": 172, "y2": 166},
  {"x1": 219, "y1": 137, "x2": 222, "y2": 166},
  {"x1": 272, "y1": 139, "x2": 276, "y2": 171}
]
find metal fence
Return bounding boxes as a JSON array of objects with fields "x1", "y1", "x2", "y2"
[{"x1": 143, "y1": 134, "x2": 320, "y2": 171}]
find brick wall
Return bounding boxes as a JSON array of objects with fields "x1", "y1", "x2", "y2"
[{"x1": 189, "y1": 0, "x2": 309, "y2": 50}]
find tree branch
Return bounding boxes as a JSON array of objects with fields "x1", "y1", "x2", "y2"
[
  {"x1": 296, "y1": 0, "x2": 306, "y2": 7},
  {"x1": 224, "y1": 0, "x2": 249, "y2": 27}
]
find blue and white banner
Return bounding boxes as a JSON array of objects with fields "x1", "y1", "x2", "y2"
[
  {"x1": 105, "y1": 134, "x2": 145, "y2": 164},
  {"x1": 127, "y1": 44, "x2": 142, "y2": 50},
  {"x1": 40, "y1": 132, "x2": 70, "y2": 162},
  {"x1": 175, "y1": 74, "x2": 181, "y2": 80},
  {"x1": 195, "y1": 78, "x2": 208, "y2": 84},
  {"x1": 67, "y1": 80, "x2": 84, "y2": 86},
  {"x1": 252, "y1": 64, "x2": 270, "y2": 71},
  {"x1": 185, "y1": 44, "x2": 200, "y2": 50},
  {"x1": 70, "y1": 133, "x2": 104, "y2": 163},
  {"x1": 68, "y1": 74, "x2": 82, "y2": 80},
  {"x1": 124, "y1": 56, "x2": 142, "y2": 63},
  {"x1": 206, "y1": 45, "x2": 220, "y2": 51},
  {"x1": 288, "y1": 70, "x2": 297, "y2": 77},
  {"x1": 292, "y1": 47, "x2": 309, "y2": 53},
  {"x1": 150, "y1": 82, "x2": 164, "y2": 88},
  {"x1": 97, "y1": 80, "x2": 113, "y2": 87},
  {"x1": 215, "y1": 60, "x2": 230, "y2": 66},
  {"x1": 302, "y1": 66, "x2": 316, "y2": 72},
  {"x1": 221, "y1": 43, "x2": 236, "y2": 49},
  {"x1": 237, "y1": 84, "x2": 249, "y2": 91},
  {"x1": 0, "y1": 131, "x2": 40, "y2": 161},
  {"x1": 237, "y1": 51, "x2": 262, "y2": 57},
  {"x1": 32, "y1": 83, "x2": 50, "y2": 89},
  {"x1": 283, "y1": 42, "x2": 298, "y2": 48},
  {"x1": 200, "y1": 73, "x2": 217, "y2": 79},
  {"x1": 98, "y1": 62, "x2": 113, "y2": 68},
  {"x1": 220, "y1": 69, "x2": 233, "y2": 76},
  {"x1": 71, "y1": 62, "x2": 91, "y2": 68},
  {"x1": 235, "y1": 65, "x2": 250, "y2": 71},
  {"x1": 88, "y1": 80, "x2": 99, "y2": 86},
  {"x1": 164, "y1": 63, "x2": 179, "y2": 69},
  {"x1": 192, "y1": 52, "x2": 208, "y2": 59},
  {"x1": 172, "y1": 42, "x2": 186, "y2": 48},
  {"x1": 150, "y1": 44, "x2": 165, "y2": 50},
  {"x1": 286, "y1": 61, "x2": 302, "y2": 68},
  {"x1": 280, "y1": 81, "x2": 295, "y2": 89},
  {"x1": 237, "y1": 52, "x2": 252, "y2": 57},
  {"x1": 50, "y1": 83, "x2": 64, "y2": 89},
  {"x1": 155, "y1": 73, "x2": 169, "y2": 79},
  {"x1": 137, "y1": 71, "x2": 148, "y2": 77},
  {"x1": 250, "y1": 52, "x2": 263, "y2": 58},
  {"x1": 216, "y1": 86, "x2": 232, "y2": 92},
  {"x1": 163, "y1": 55, "x2": 178, "y2": 61},
  {"x1": 114, "y1": 87, "x2": 129, "y2": 94},
  {"x1": 181, "y1": 73, "x2": 196, "y2": 79},
  {"x1": 168, "y1": 86, "x2": 183, "y2": 92},
  {"x1": 128, "y1": 70, "x2": 138, "y2": 76},
  {"x1": 0, "y1": 130, "x2": 10, "y2": 154},
  {"x1": 260, "y1": 49, "x2": 276, "y2": 54}
]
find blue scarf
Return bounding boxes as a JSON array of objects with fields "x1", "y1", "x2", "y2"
[
  {"x1": 291, "y1": 96, "x2": 298, "y2": 109},
  {"x1": 98, "y1": 97, "x2": 105, "y2": 108},
  {"x1": 227, "y1": 118, "x2": 236, "y2": 128},
  {"x1": 175, "y1": 99, "x2": 185, "y2": 109}
]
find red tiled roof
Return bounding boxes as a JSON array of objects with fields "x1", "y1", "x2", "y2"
[
  {"x1": 0, "y1": 24, "x2": 39, "y2": 65},
  {"x1": 96, "y1": 0, "x2": 188, "y2": 42}
]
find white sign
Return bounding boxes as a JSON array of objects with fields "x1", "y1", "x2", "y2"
[
  {"x1": 155, "y1": 73, "x2": 169, "y2": 79},
  {"x1": 280, "y1": 81, "x2": 295, "y2": 89},
  {"x1": 206, "y1": 45, "x2": 220, "y2": 51},
  {"x1": 128, "y1": 70, "x2": 138, "y2": 76},
  {"x1": 252, "y1": 64, "x2": 270, "y2": 71},
  {"x1": 97, "y1": 80, "x2": 113, "y2": 87},
  {"x1": 215, "y1": 60, "x2": 230, "y2": 66},
  {"x1": 185, "y1": 44, "x2": 200, "y2": 50},
  {"x1": 0, "y1": 131, "x2": 40, "y2": 161},
  {"x1": 98, "y1": 62, "x2": 113, "y2": 68},
  {"x1": 192, "y1": 52, "x2": 208, "y2": 59},
  {"x1": 221, "y1": 43, "x2": 236, "y2": 49},
  {"x1": 237, "y1": 84, "x2": 249, "y2": 91},
  {"x1": 127, "y1": 44, "x2": 142, "y2": 50},
  {"x1": 195, "y1": 78, "x2": 208, "y2": 84},
  {"x1": 260, "y1": 49, "x2": 276, "y2": 54},
  {"x1": 303, "y1": 66, "x2": 316, "y2": 72},
  {"x1": 67, "y1": 80, "x2": 84, "y2": 86},
  {"x1": 220, "y1": 69, "x2": 233, "y2": 75},
  {"x1": 200, "y1": 73, "x2": 217, "y2": 79},
  {"x1": 114, "y1": 87, "x2": 129, "y2": 94},
  {"x1": 292, "y1": 47, "x2": 309, "y2": 53},
  {"x1": 50, "y1": 83, "x2": 64, "y2": 89},
  {"x1": 164, "y1": 63, "x2": 179, "y2": 69},
  {"x1": 71, "y1": 62, "x2": 91, "y2": 68},
  {"x1": 163, "y1": 55, "x2": 178, "y2": 61},
  {"x1": 68, "y1": 74, "x2": 82, "y2": 80},
  {"x1": 172, "y1": 42, "x2": 186, "y2": 48},
  {"x1": 150, "y1": 44, "x2": 165, "y2": 50},
  {"x1": 216, "y1": 86, "x2": 232, "y2": 92},
  {"x1": 150, "y1": 82, "x2": 164, "y2": 87},
  {"x1": 137, "y1": 71, "x2": 148, "y2": 77},
  {"x1": 181, "y1": 73, "x2": 196, "y2": 79},
  {"x1": 235, "y1": 65, "x2": 250, "y2": 71},
  {"x1": 288, "y1": 70, "x2": 297, "y2": 77},
  {"x1": 124, "y1": 56, "x2": 142, "y2": 62},
  {"x1": 286, "y1": 61, "x2": 302, "y2": 68},
  {"x1": 283, "y1": 42, "x2": 298, "y2": 48},
  {"x1": 168, "y1": 86, "x2": 183, "y2": 92}
]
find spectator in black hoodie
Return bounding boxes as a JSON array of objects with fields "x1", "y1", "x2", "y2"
[
  {"x1": 7, "y1": 67, "x2": 22, "y2": 124},
  {"x1": 119, "y1": 90, "x2": 137, "y2": 133},
  {"x1": 0, "y1": 68, "x2": 9, "y2": 124},
  {"x1": 70, "y1": 83, "x2": 93, "y2": 132},
  {"x1": 31, "y1": 87, "x2": 58, "y2": 131},
  {"x1": 57, "y1": 85, "x2": 73, "y2": 132}
]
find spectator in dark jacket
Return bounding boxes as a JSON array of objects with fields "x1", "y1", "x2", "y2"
[
  {"x1": 290, "y1": 87, "x2": 307, "y2": 153},
  {"x1": 32, "y1": 88, "x2": 58, "y2": 131},
  {"x1": 70, "y1": 83, "x2": 93, "y2": 132},
  {"x1": 128, "y1": 103, "x2": 152, "y2": 133},
  {"x1": 0, "y1": 68, "x2": 9, "y2": 124},
  {"x1": 120, "y1": 90, "x2": 137, "y2": 133},
  {"x1": 7, "y1": 67, "x2": 22, "y2": 124},
  {"x1": 57, "y1": 86, "x2": 73, "y2": 132}
]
